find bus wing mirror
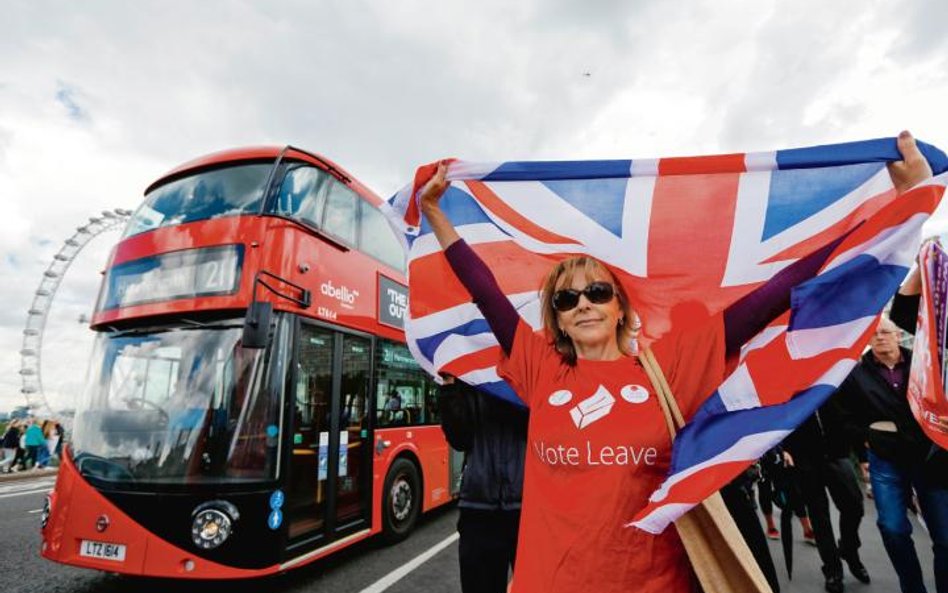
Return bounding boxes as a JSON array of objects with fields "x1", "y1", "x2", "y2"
[{"x1": 242, "y1": 301, "x2": 273, "y2": 349}]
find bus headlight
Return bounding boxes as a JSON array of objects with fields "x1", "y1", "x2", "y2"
[{"x1": 190, "y1": 501, "x2": 239, "y2": 550}]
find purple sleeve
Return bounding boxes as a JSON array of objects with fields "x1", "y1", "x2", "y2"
[
  {"x1": 723, "y1": 234, "x2": 844, "y2": 356},
  {"x1": 444, "y1": 240, "x2": 519, "y2": 354}
]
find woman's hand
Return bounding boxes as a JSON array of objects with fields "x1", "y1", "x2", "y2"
[
  {"x1": 888, "y1": 130, "x2": 933, "y2": 194},
  {"x1": 420, "y1": 161, "x2": 450, "y2": 213},
  {"x1": 419, "y1": 161, "x2": 461, "y2": 249}
]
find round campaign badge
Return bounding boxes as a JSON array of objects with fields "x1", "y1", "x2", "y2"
[
  {"x1": 269, "y1": 490, "x2": 285, "y2": 510},
  {"x1": 548, "y1": 390, "x2": 573, "y2": 406},
  {"x1": 266, "y1": 424, "x2": 279, "y2": 438},
  {"x1": 620, "y1": 384, "x2": 649, "y2": 404},
  {"x1": 268, "y1": 509, "x2": 283, "y2": 530}
]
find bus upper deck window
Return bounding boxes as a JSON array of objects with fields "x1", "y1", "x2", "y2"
[
  {"x1": 276, "y1": 166, "x2": 330, "y2": 228},
  {"x1": 125, "y1": 164, "x2": 270, "y2": 238}
]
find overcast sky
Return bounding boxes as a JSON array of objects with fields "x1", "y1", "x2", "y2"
[{"x1": 2, "y1": 0, "x2": 948, "y2": 414}]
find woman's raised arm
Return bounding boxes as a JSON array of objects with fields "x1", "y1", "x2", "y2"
[
  {"x1": 419, "y1": 162, "x2": 462, "y2": 250},
  {"x1": 418, "y1": 162, "x2": 519, "y2": 354},
  {"x1": 724, "y1": 131, "x2": 933, "y2": 354}
]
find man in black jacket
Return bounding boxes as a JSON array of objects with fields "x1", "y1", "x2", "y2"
[
  {"x1": 783, "y1": 399, "x2": 868, "y2": 592},
  {"x1": 836, "y1": 313, "x2": 948, "y2": 593},
  {"x1": 439, "y1": 376, "x2": 528, "y2": 593}
]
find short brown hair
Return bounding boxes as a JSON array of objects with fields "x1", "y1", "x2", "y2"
[{"x1": 539, "y1": 256, "x2": 635, "y2": 366}]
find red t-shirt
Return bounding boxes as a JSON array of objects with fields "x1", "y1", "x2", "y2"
[{"x1": 499, "y1": 317, "x2": 727, "y2": 593}]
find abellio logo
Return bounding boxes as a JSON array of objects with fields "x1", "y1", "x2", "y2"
[{"x1": 320, "y1": 280, "x2": 360, "y2": 310}]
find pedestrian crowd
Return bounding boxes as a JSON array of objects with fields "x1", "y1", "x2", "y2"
[
  {"x1": 746, "y1": 273, "x2": 946, "y2": 593},
  {"x1": 0, "y1": 417, "x2": 64, "y2": 473}
]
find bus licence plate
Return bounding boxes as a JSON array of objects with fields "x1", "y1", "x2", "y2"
[{"x1": 79, "y1": 539, "x2": 126, "y2": 562}]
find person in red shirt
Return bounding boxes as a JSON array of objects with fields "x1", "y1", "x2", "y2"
[{"x1": 417, "y1": 132, "x2": 931, "y2": 593}]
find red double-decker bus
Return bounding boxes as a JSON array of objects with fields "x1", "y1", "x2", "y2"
[{"x1": 40, "y1": 146, "x2": 462, "y2": 578}]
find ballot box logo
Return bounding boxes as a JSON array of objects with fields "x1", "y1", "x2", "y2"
[
  {"x1": 569, "y1": 385, "x2": 616, "y2": 429},
  {"x1": 547, "y1": 384, "x2": 650, "y2": 430}
]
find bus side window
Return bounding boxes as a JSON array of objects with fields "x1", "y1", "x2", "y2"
[
  {"x1": 321, "y1": 180, "x2": 358, "y2": 246},
  {"x1": 375, "y1": 339, "x2": 444, "y2": 428},
  {"x1": 359, "y1": 201, "x2": 406, "y2": 272},
  {"x1": 424, "y1": 380, "x2": 441, "y2": 424},
  {"x1": 275, "y1": 166, "x2": 331, "y2": 228}
]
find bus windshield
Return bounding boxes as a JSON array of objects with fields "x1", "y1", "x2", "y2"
[
  {"x1": 123, "y1": 163, "x2": 273, "y2": 238},
  {"x1": 71, "y1": 321, "x2": 283, "y2": 484}
]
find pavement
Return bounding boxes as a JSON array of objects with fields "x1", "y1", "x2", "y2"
[
  {"x1": 0, "y1": 465, "x2": 57, "y2": 483},
  {"x1": 765, "y1": 496, "x2": 936, "y2": 592}
]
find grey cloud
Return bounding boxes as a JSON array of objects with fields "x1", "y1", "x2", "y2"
[
  {"x1": 8, "y1": 1, "x2": 652, "y2": 191},
  {"x1": 55, "y1": 81, "x2": 88, "y2": 121},
  {"x1": 714, "y1": 7, "x2": 862, "y2": 151},
  {"x1": 883, "y1": 1, "x2": 948, "y2": 65}
]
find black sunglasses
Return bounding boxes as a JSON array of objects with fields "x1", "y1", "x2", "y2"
[{"x1": 551, "y1": 281, "x2": 616, "y2": 312}]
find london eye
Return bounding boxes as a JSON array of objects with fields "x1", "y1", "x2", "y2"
[{"x1": 19, "y1": 208, "x2": 132, "y2": 417}]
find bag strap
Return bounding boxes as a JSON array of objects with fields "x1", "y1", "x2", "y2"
[
  {"x1": 640, "y1": 348, "x2": 774, "y2": 593},
  {"x1": 638, "y1": 347, "x2": 685, "y2": 434}
]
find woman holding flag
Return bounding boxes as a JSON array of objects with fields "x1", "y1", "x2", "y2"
[{"x1": 416, "y1": 132, "x2": 933, "y2": 593}]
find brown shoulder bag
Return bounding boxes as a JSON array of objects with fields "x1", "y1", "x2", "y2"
[{"x1": 638, "y1": 347, "x2": 773, "y2": 593}]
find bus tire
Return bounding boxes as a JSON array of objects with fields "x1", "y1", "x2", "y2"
[{"x1": 381, "y1": 458, "x2": 420, "y2": 544}]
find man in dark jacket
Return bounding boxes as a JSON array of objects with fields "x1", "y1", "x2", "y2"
[
  {"x1": 836, "y1": 314, "x2": 948, "y2": 593},
  {"x1": 783, "y1": 399, "x2": 868, "y2": 592},
  {"x1": 439, "y1": 376, "x2": 528, "y2": 593}
]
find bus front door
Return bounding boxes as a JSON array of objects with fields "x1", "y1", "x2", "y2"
[{"x1": 286, "y1": 323, "x2": 372, "y2": 548}]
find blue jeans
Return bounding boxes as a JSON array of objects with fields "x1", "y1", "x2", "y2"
[{"x1": 869, "y1": 450, "x2": 948, "y2": 593}]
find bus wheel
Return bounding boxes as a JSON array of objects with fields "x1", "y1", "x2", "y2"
[{"x1": 382, "y1": 458, "x2": 420, "y2": 543}]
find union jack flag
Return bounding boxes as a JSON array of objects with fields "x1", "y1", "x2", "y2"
[{"x1": 384, "y1": 138, "x2": 948, "y2": 532}]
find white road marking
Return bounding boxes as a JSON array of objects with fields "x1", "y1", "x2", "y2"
[
  {"x1": 0, "y1": 478, "x2": 56, "y2": 494},
  {"x1": 357, "y1": 532, "x2": 459, "y2": 593},
  {"x1": 0, "y1": 490, "x2": 51, "y2": 500},
  {"x1": 0, "y1": 477, "x2": 56, "y2": 488},
  {"x1": 27, "y1": 508, "x2": 43, "y2": 514}
]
